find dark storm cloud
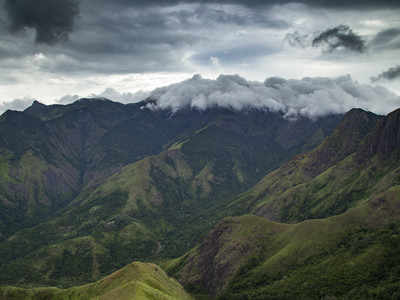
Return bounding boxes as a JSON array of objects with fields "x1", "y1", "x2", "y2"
[
  {"x1": 312, "y1": 25, "x2": 366, "y2": 53},
  {"x1": 100, "y1": 0, "x2": 400, "y2": 9},
  {"x1": 369, "y1": 28, "x2": 400, "y2": 50},
  {"x1": 3, "y1": 0, "x2": 79, "y2": 44},
  {"x1": 371, "y1": 65, "x2": 400, "y2": 82},
  {"x1": 169, "y1": 5, "x2": 288, "y2": 28},
  {"x1": 0, "y1": 0, "x2": 399, "y2": 81},
  {"x1": 27, "y1": 2, "x2": 288, "y2": 75},
  {"x1": 43, "y1": 9, "x2": 202, "y2": 74}
]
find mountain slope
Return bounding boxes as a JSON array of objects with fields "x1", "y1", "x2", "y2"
[
  {"x1": 0, "y1": 99, "x2": 342, "y2": 287},
  {"x1": 0, "y1": 262, "x2": 193, "y2": 300},
  {"x1": 164, "y1": 107, "x2": 400, "y2": 299},
  {"x1": 228, "y1": 108, "x2": 395, "y2": 222},
  {"x1": 168, "y1": 186, "x2": 400, "y2": 299}
]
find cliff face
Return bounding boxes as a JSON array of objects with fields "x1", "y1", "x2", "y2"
[{"x1": 359, "y1": 108, "x2": 400, "y2": 160}]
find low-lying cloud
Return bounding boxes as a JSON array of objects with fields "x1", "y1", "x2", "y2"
[
  {"x1": 90, "y1": 88, "x2": 150, "y2": 104},
  {"x1": 145, "y1": 74, "x2": 400, "y2": 118},
  {"x1": 2, "y1": 75, "x2": 399, "y2": 119}
]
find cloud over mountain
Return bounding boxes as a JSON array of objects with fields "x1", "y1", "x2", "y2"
[{"x1": 146, "y1": 74, "x2": 400, "y2": 118}]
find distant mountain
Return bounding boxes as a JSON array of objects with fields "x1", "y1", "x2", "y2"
[
  {"x1": 168, "y1": 107, "x2": 400, "y2": 299},
  {"x1": 0, "y1": 98, "x2": 341, "y2": 286}
]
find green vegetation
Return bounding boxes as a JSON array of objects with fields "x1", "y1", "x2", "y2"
[
  {"x1": 228, "y1": 108, "x2": 393, "y2": 223},
  {"x1": 0, "y1": 262, "x2": 193, "y2": 300},
  {"x1": 2, "y1": 100, "x2": 400, "y2": 300},
  {"x1": 166, "y1": 108, "x2": 400, "y2": 299},
  {"x1": 170, "y1": 187, "x2": 400, "y2": 299},
  {"x1": 0, "y1": 103, "x2": 338, "y2": 287}
]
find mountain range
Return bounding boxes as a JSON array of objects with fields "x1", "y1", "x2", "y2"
[{"x1": 0, "y1": 96, "x2": 399, "y2": 299}]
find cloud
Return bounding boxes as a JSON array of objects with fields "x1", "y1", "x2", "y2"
[
  {"x1": 145, "y1": 74, "x2": 400, "y2": 118},
  {"x1": 371, "y1": 65, "x2": 400, "y2": 82},
  {"x1": 312, "y1": 25, "x2": 366, "y2": 53},
  {"x1": 53, "y1": 88, "x2": 150, "y2": 105},
  {"x1": 0, "y1": 88, "x2": 149, "y2": 114},
  {"x1": 4, "y1": 0, "x2": 79, "y2": 44},
  {"x1": 191, "y1": 44, "x2": 279, "y2": 66},
  {"x1": 0, "y1": 97, "x2": 34, "y2": 113},
  {"x1": 0, "y1": 0, "x2": 399, "y2": 100},
  {"x1": 90, "y1": 88, "x2": 150, "y2": 104},
  {"x1": 56, "y1": 94, "x2": 80, "y2": 104},
  {"x1": 369, "y1": 28, "x2": 400, "y2": 50},
  {"x1": 100, "y1": 0, "x2": 400, "y2": 10},
  {"x1": 284, "y1": 31, "x2": 311, "y2": 48},
  {"x1": 3, "y1": 74, "x2": 399, "y2": 119}
]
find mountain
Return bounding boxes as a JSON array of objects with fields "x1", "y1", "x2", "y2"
[
  {"x1": 228, "y1": 108, "x2": 391, "y2": 222},
  {"x1": 168, "y1": 187, "x2": 400, "y2": 299},
  {"x1": 0, "y1": 262, "x2": 193, "y2": 300},
  {"x1": 167, "y1": 108, "x2": 400, "y2": 299},
  {"x1": 0, "y1": 98, "x2": 341, "y2": 286},
  {"x1": 2, "y1": 95, "x2": 399, "y2": 299}
]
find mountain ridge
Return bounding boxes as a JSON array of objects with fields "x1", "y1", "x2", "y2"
[
  {"x1": 163, "y1": 106, "x2": 400, "y2": 299},
  {"x1": 0, "y1": 97, "x2": 342, "y2": 287}
]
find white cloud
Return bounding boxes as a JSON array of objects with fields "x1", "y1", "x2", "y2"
[
  {"x1": 89, "y1": 88, "x2": 150, "y2": 104},
  {"x1": 146, "y1": 74, "x2": 400, "y2": 118},
  {"x1": 0, "y1": 97, "x2": 35, "y2": 113}
]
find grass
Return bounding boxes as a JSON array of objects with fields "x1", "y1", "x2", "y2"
[
  {"x1": 169, "y1": 186, "x2": 400, "y2": 299},
  {"x1": 0, "y1": 262, "x2": 193, "y2": 300}
]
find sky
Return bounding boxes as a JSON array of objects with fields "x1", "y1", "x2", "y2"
[{"x1": 0, "y1": 0, "x2": 400, "y2": 116}]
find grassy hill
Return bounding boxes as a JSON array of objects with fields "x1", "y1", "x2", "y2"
[
  {"x1": 0, "y1": 262, "x2": 193, "y2": 300},
  {"x1": 167, "y1": 187, "x2": 400, "y2": 299}
]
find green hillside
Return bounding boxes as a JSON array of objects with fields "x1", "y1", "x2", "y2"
[
  {"x1": 168, "y1": 187, "x2": 400, "y2": 299},
  {"x1": 0, "y1": 262, "x2": 193, "y2": 300},
  {"x1": 2, "y1": 99, "x2": 400, "y2": 299},
  {"x1": 228, "y1": 108, "x2": 399, "y2": 223},
  {"x1": 0, "y1": 99, "x2": 340, "y2": 287},
  {"x1": 164, "y1": 107, "x2": 400, "y2": 299}
]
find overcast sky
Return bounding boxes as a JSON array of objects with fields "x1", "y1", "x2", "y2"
[{"x1": 0, "y1": 0, "x2": 400, "y2": 113}]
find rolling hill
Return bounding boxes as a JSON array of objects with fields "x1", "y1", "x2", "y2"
[{"x1": 0, "y1": 262, "x2": 193, "y2": 300}]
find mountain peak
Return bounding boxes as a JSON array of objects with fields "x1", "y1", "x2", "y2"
[
  {"x1": 24, "y1": 99, "x2": 48, "y2": 116},
  {"x1": 32, "y1": 100, "x2": 45, "y2": 106},
  {"x1": 74, "y1": 97, "x2": 113, "y2": 104},
  {"x1": 303, "y1": 108, "x2": 382, "y2": 176}
]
